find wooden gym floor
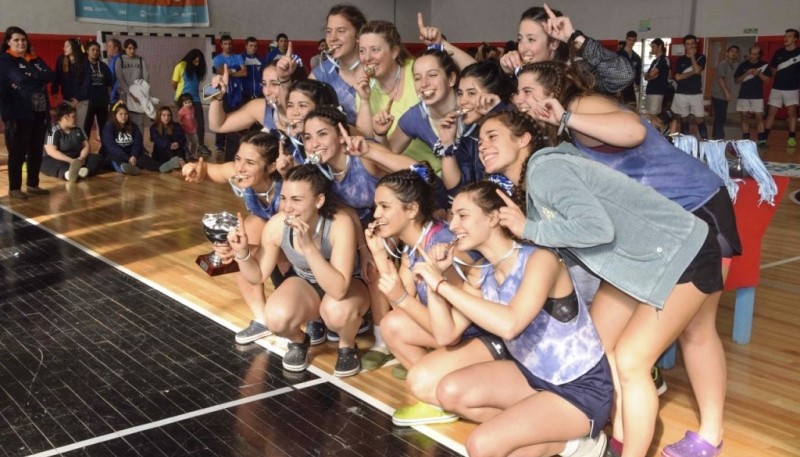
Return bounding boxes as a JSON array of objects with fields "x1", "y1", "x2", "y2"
[{"x1": 1, "y1": 129, "x2": 799, "y2": 456}]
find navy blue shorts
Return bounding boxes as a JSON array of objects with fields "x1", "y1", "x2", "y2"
[{"x1": 514, "y1": 356, "x2": 613, "y2": 438}]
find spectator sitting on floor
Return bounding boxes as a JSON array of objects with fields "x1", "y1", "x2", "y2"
[{"x1": 42, "y1": 102, "x2": 103, "y2": 182}]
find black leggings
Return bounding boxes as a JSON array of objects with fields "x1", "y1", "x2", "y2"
[{"x1": 4, "y1": 115, "x2": 47, "y2": 190}]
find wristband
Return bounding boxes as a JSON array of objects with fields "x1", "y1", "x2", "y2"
[
  {"x1": 557, "y1": 110, "x2": 572, "y2": 137},
  {"x1": 390, "y1": 290, "x2": 408, "y2": 305},
  {"x1": 434, "y1": 278, "x2": 447, "y2": 295},
  {"x1": 433, "y1": 141, "x2": 456, "y2": 158}
]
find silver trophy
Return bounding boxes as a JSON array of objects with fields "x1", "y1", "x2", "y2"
[{"x1": 196, "y1": 211, "x2": 240, "y2": 276}]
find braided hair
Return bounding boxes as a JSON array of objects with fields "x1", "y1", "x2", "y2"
[
  {"x1": 479, "y1": 110, "x2": 547, "y2": 207},
  {"x1": 304, "y1": 106, "x2": 347, "y2": 133},
  {"x1": 284, "y1": 164, "x2": 339, "y2": 219},
  {"x1": 239, "y1": 130, "x2": 283, "y2": 182},
  {"x1": 517, "y1": 60, "x2": 594, "y2": 144},
  {"x1": 455, "y1": 180, "x2": 516, "y2": 239},
  {"x1": 376, "y1": 162, "x2": 437, "y2": 224}
]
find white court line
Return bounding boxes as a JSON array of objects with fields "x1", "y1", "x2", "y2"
[
  {"x1": 27, "y1": 379, "x2": 328, "y2": 457},
  {"x1": 760, "y1": 254, "x2": 800, "y2": 270},
  {"x1": 2, "y1": 206, "x2": 467, "y2": 456}
]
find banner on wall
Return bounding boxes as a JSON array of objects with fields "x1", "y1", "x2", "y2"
[{"x1": 75, "y1": 0, "x2": 209, "y2": 27}]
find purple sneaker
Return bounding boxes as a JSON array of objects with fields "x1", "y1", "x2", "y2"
[{"x1": 662, "y1": 431, "x2": 722, "y2": 457}]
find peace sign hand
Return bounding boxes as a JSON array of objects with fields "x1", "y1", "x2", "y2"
[
  {"x1": 495, "y1": 189, "x2": 527, "y2": 239},
  {"x1": 543, "y1": 3, "x2": 575, "y2": 44},
  {"x1": 417, "y1": 12, "x2": 443, "y2": 45}
]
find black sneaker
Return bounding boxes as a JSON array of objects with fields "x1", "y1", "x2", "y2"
[
  {"x1": 283, "y1": 334, "x2": 310, "y2": 372},
  {"x1": 235, "y1": 320, "x2": 271, "y2": 344},
  {"x1": 326, "y1": 318, "x2": 370, "y2": 342},
  {"x1": 334, "y1": 346, "x2": 361, "y2": 377},
  {"x1": 306, "y1": 318, "x2": 327, "y2": 345},
  {"x1": 652, "y1": 366, "x2": 667, "y2": 396}
]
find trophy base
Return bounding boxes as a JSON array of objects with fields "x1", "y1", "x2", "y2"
[{"x1": 196, "y1": 254, "x2": 240, "y2": 276}]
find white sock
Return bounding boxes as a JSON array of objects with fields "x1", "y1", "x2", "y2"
[
  {"x1": 559, "y1": 438, "x2": 580, "y2": 457},
  {"x1": 372, "y1": 325, "x2": 388, "y2": 351}
]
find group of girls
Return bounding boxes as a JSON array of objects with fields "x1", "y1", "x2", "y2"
[{"x1": 182, "y1": 4, "x2": 736, "y2": 457}]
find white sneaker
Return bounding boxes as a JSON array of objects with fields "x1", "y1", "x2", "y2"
[
  {"x1": 65, "y1": 159, "x2": 82, "y2": 182},
  {"x1": 569, "y1": 431, "x2": 607, "y2": 457},
  {"x1": 78, "y1": 167, "x2": 89, "y2": 179}
]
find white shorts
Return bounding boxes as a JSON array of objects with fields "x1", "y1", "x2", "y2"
[
  {"x1": 736, "y1": 98, "x2": 764, "y2": 113},
  {"x1": 645, "y1": 95, "x2": 664, "y2": 115},
  {"x1": 672, "y1": 93, "x2": 705, "y2": 117},
  {"x1": 768, "y1": 89, "x2": 799, "y2": 108}
]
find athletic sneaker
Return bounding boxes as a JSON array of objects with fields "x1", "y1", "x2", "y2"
[
  {"x1": 158, "y1": 156, "x2": 182, "y2": 173},
  {"x1": 78, "y1": 167, "x2": 89, "y2": 179},
  {"x1": 326, "y1": 318, "x2": 370, "y2": 342},
  {"x1": 757, "y1": 140, "x2": 768, "y2": 148},
  {"x1": 282, "y1": 334, "x2": 310, "y2": 372},
  {"x1": 306, "y1": 318, "x2": 327, "y2": 346},
  {"x1": 119, "y1": 163, "x2": 140, "y2": 175},
  {"x1": 789, "y1": 137, "x2": 797, "y2": 148},
  {"x1": 392, "y1": 401, "x2": 458, "y2": 427},
  {"x1": 235, "y1": 320, "x2": 271, "y2": 344},
  {"x1": 65, "y1": 159, "x2": 82, "y2": 182},
  {"x1": 652, "y1": 367, "x2": 668, "y2": 396},
  {"x1": 333, "y1": 346, "x2": 361, "y2": 377},
  {"x1": 572, "y1": 431, "x2": 607, "y2": 457}
]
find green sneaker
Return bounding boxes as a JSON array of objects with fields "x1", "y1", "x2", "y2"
[
  {"x1": 788, "y1": 137, "x2": 797, "y2": 147},
  {"x1": 391, "y1": 364, "x2": 408, "y2": 380},
  {"x1": 361, "y1": 348, "x2": 394, "y2": 371},
  {"x1": 392, "y1": 401, "x2": 458, "y2": 427}
]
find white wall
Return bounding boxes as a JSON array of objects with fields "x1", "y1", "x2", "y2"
[
  {"x1": 430, "y1": 0, "x2": 798, "y2": 42},
  {"x1": 5, "y1": 0, "x2": 799, "y2": 41},
  {"x1": 6, "y1": 0, "x2": 396, "y2": 40}
]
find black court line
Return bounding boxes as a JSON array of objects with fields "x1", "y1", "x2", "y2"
[{"x1": 0, "y1": 208, "x2": 461, "y2": 457}]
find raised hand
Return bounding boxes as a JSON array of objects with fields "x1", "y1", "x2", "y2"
[
  {"x1": 182, "y1": 156, "x2": 207, "y2": 182},
  {"x1": 417, "y1": 12, "x2": 443, "y2": 45},
  {"x1": 227, "y1": 212, "x2": 249, "y2": 252},
  {"x1": 276, "y1": 42, "x2": 297, "y2": 81},
  {"x1": 411, "y1": 259, "x2": 445, "y2": 293},
  {"x1": 211, "y1": 64, "x2": 230, "y2": 95},
  {"x1": 542, "y1": 3, "x2": 575, "y2": 44},
  {"x1": 495, "y1": 189, "x2": 527, "y2": 239},
  {"x1": 338, "y1": 123, "x2": 370, "y2": 157},
  {"x1": 372, "y1": 97, "x2": 395, "y2": 136}
]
